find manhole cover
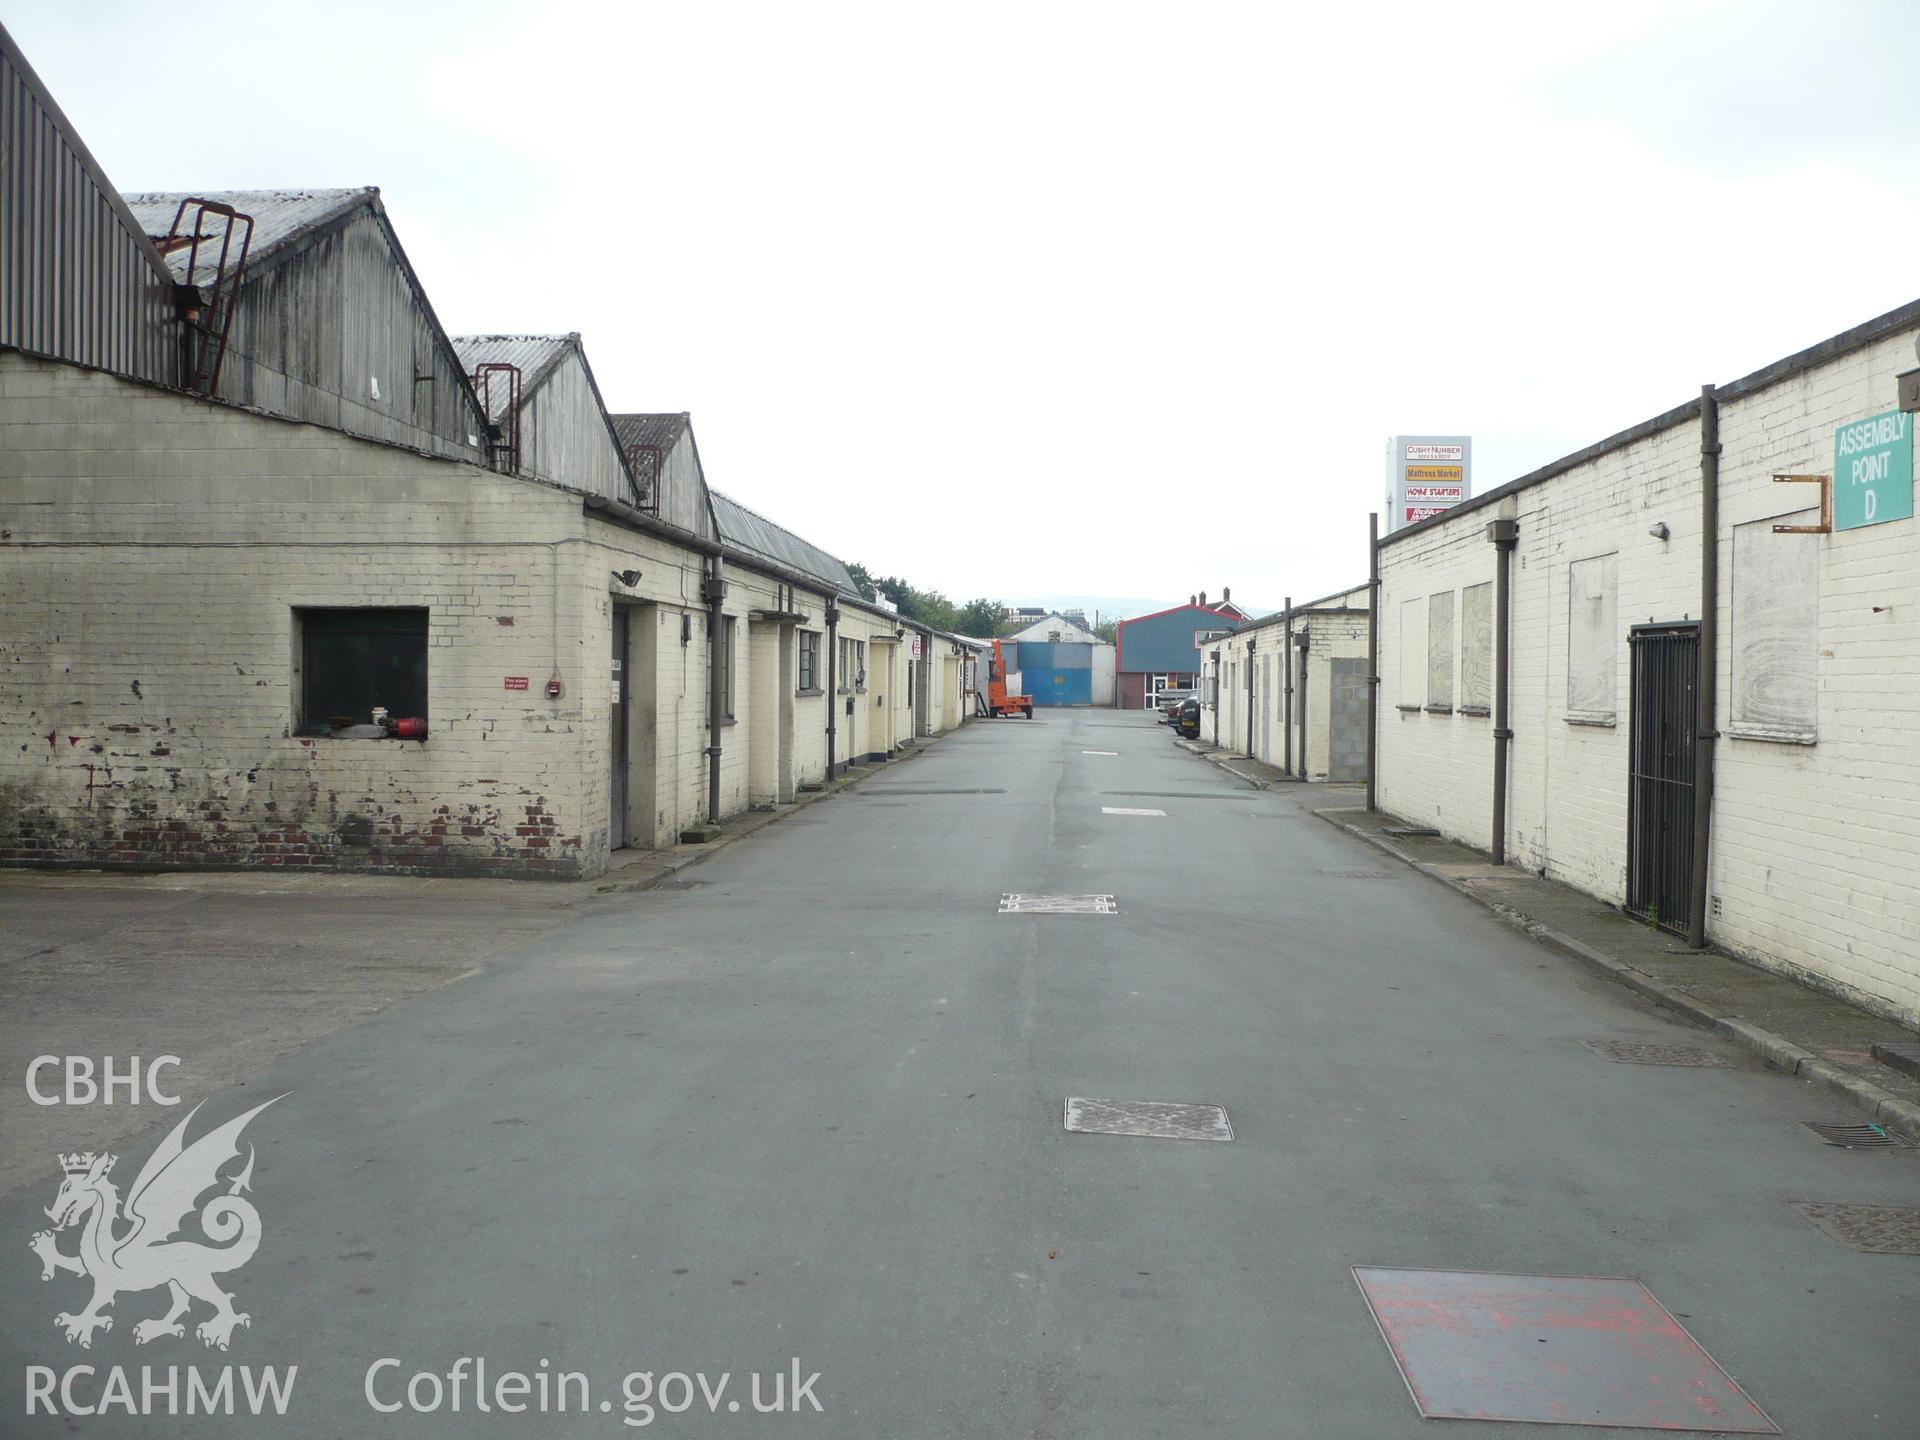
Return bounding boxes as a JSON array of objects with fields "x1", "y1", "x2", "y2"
[
  {"x1": 1792, "y1": 1202, "x2": 1920, "y2": 1254},
  {"x1": 999, "y1": 894, "x2": 1118, "y2": 915},
  {"x1": 1580, "y1": 1039, "x2": 1731, "y2": 1067},
  {"x1": 1794, "y1": 1121, "x2": 1915, "y2": 1149},
  {"x1": 1317, "y1": 869, "x2": 1396, "y2": 879},
  {"x1": 1064, "y1": 1098, "x2": 1232, "y2": 1141},
  {"x1": 1353, "y1": 1267, "x2": 1777, "y2": 1431}
]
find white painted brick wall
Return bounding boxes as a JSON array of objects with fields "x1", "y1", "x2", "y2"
[{"x1": 1376, "y1": 325, "x2": 1920, "y2": 1023}]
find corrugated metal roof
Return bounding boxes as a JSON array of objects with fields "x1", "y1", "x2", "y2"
[
  {"x1": 710, "y1": 490, "x2": 857, "y2": 594},
  {"x1": 610, "y1": 412, "x2": 690, "y2": 455},
  {"x1": 120, "y1": 188, "x2": 372, "y2": 283},
  {"x1": 450, "y1": 334, "x2": 577, "y2": 422}
]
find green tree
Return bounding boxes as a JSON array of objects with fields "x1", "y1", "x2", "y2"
[
  {"x1": 844, "y1": 562, "x2": 878, "y2": 602},
  {"x1": 955, "y1": 598, "x2": 1004, "y2": 636}
]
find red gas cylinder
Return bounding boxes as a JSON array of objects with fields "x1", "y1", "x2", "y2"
[{"x1": 390, "y1": 716, "x2": 428, "y2": 739}]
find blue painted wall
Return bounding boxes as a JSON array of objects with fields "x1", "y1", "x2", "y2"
[
  {"x1": 1017, "y1": 641, "x2": 1093, "y2": 706},
  {"x1": 1117, "y1": 606, "x2": 1239, "y2": 674}
]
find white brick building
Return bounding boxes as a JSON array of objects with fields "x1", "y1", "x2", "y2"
[
  {"x1": 1200, "y1": 586, "x2": 1370, "y2": 781},
  {"x1": 1375, "y1": 301, "x2": 1920, "y2": 1024},
  {"x1": 0, "y1": 24, "x2": 969, "y2": 881}
]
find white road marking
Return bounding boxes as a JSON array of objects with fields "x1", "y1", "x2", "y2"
[
  {"x1": 1101, "y1": 806, "x2": 1166, "y2": 817},
  {"x1": 1081, "y1": 749, "x2": 1119, "y2": 755}
]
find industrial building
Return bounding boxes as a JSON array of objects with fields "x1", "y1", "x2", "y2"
[
  {"x1": 1199, "y1": 586, "x2": 1369, "y2": 781},
  {"x1": 1114, "y1": 594, "x2": 1243, "y2": 709},
  {"x1": 0, "y1": 23, "x2": 973, "y2": 881},
  {"x1": 1373, "y1": 298, "x2": 1920, "y2": 1025},
  {"x1": 1000, "y1": 612, "x2": 1115, "y2": 707}
]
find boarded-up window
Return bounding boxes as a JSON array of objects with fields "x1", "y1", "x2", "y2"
[
  {"x1": 1426, "y1": 591, "x2": 1455, "y2": 709},
  {"x1": 1398, "y1": 597, "x2": 1425, "y2": 708},
  {"x1": 1566, "y1": 553, "x2": 1617, "y2": 720},
  {"x1": 1460, "y1": 581, "x2": 1493, "y2": 712},
  {"x1": 1732, "y1": 515, "x2": 1818, "y2": 740}
]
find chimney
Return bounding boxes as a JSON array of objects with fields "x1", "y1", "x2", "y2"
[
  {"x1": 1199, "y1": 591, "x2": 1208, "y2": 608},
  {"x1": 1222, "y1": 586, "x2": 1232, "y2": 603}
]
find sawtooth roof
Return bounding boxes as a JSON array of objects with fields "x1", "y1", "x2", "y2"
[
  {"x1": 449, "y1": 334, "x2": 577, "y2": 423},
  {"x1": 710, "y1": 490, "x2": 857, "y2": 594},
  {"x1": 121, "y1": 188, "x2": 373, "y2": 282}
]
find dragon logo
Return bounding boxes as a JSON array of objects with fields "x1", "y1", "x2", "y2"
[{"x1": 29, "y1": 1096, "x2": 284, "y2": 1351}]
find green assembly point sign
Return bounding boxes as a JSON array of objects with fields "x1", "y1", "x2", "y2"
[{"x1": 1833, "y1": 409, "x2": 1914, "y2": 530}]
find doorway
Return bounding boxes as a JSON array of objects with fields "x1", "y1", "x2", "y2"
[
  {"x1": 1626, "y1": 622, "x2": 1698, "y2": 935},
  {"x1": 610, "y1": 608, "x2": 629, "y2": 849},
  {"x1": 1328, "y1": 656, "x2": 1368, "y2": 782}
]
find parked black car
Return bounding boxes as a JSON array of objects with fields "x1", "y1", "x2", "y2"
[{"x1": 1174, "y1": 696, "x2": 1201, "y2": 739}]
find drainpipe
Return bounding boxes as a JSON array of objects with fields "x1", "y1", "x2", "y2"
[
  {"x1": 1688, "y1": 384, "x2": 1720, "y2": 949},
  {"x1": 1281, "y1": 596, "x2": 1293, "y2": 774},
  {"x1": 825, "y1": 599, "x2": 840, "y2": 778},
  {"x1": 1365, "y1": 514, "x2": 1379, "y2": 810},
  {"x1": 704, "y1": 555, "x2": 727, "y2": 825},
  {"x1": 1488, "y1": 516, "x2": 1519, "y2": 865},
  {"x1": 1245, "y1": 634, "x2": 1257, "y2": 756},
  {"x1": 1294, "y1": 630, "x2": 1311, "y2": 779}
]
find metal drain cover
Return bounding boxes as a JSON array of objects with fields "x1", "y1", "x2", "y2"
[
  {"x1": 1792, "y1": 1202, "x2": 1920, "y2": 1254},
  {"x1": 1064, "y1": 1098, "x2": 1232, "y2": 1141},
  {"x1": 999, "y1": 894, "x2": 1118, "y2": 915},
  {"x1": 1795, "y1": 1121, "x2": 1915, "y2": 1149},
  {"x1": 1353, "y1": 1267, "x2": 1777, "y2": 1431},
  {"x1": 1383, "y1": 824, "x2": 1440, "y2": 837},
  {"x1": 1580, "y1": 1039, "x2": 1731, "y2": 1067}
]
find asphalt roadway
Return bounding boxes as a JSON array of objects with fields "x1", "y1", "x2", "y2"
[{"x1": 3, "y1": 710, "x2": 1917, "y2": 1437}]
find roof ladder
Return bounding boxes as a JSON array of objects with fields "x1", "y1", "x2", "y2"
[
  {"x1": 625, "y1": 443, "x2": 663, "y2": 514},
  {"x1": 163, "y1": 198, "x2": 254, "y2": 396},
  {"x1": 472, "y1": 363, "x2": 522, "y2": 471}
]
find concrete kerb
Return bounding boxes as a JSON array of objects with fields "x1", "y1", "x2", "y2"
[
  {"x1": 1311, "y1": 811, "x2": 1920, "y2": 1145},
  {"x1": 593, "y1": 733, "x2": 950, "y2": 895},
  {"x1": 1172, "y1": 737, "x2": 1277, "y2": 790}
]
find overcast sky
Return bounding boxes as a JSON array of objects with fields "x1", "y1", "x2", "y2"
[{"x1": 12, "y1": 1, "x2": 1920, "y2": 615}]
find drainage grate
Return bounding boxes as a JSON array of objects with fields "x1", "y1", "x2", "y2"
[
  {"x1": 1791, "y1": 1202, "x2": 1920, "y2": 1254},
  {"x1": 999, "y1": 894, "x2": 1118, "y2": 915},
  {"x1": 1317, "y1": 868, "x2": 1396, "y2": 880},
  {"x1": 1795, "y1": 1121, "x2": 1915, "y2": 1149},
  {"x1": 1580, "y1": 1039, "x2": 1731, "y2": 1067},
  {"x1": 1064, "y1": 1098, "x2": 1232, "y2": 1141}
]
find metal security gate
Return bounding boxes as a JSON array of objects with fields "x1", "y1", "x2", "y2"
[{"x1": 1626, "y1": 623, "x2": 1698, "y2": 935}]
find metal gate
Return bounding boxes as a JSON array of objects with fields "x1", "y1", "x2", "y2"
[{"x1": 1626, "y1": 623, "x2": 1698, "y2": 935}]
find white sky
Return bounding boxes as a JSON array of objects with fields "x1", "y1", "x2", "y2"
[{"x1": 12, "y1": 0, "x2": 1920, "y2": 614}]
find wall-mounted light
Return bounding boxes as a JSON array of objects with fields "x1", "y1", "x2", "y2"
[
  {"x1": 612, "y1": 569, "x2": 642, "y2": 586},
  {"x1": 1648, "y1": 522, "x2": 1670, "y2": 541}
]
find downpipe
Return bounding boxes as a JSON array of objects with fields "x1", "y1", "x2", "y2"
[
  {"x1": 705, "y1": 555, "x2": 726, "y2": 825},
  {"x1": 1487, "y1": 516, "x2": 1519, "y2": 865},
  {"x1": 1688, "y1": 385, "x2": 1720, "y2": 949},
  {"x1": 1281, "y1": 595, "x2": 1293, "y2": 774},
  {"x1": 1294, "y1": 631, "x2": 1311, "y2": 779},
  {"x1": 1245, "y1": 634, "x2": 1257, "y2": 757},
  {"x1": 825, "y1": 600, "x2": 840, "y2": 778},
  {"x1": 1365, "y1": 514, "x2": 1379, "y2": 810}
]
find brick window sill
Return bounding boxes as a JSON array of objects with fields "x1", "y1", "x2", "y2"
[
  {"x1": 1395, "y1": 704, "x2": 1422, "y2": 713},
  {"x1": 1458, "y1": 705, "x2": 1491, "y2": 717},
  {"x1": 1564, "y1": 715, "x2": 1617, "y2": 728},
  {"x1": 796, "y1": 687, "x2": 825, "y2": 698},
  {"x1": 1424, "y1": 704, "x2": 1454, "y2": 714}
]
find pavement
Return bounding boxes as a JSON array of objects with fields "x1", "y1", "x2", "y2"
[{"x1": 2, "y1": 709, "x2": 1917, "y2": 1437}]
